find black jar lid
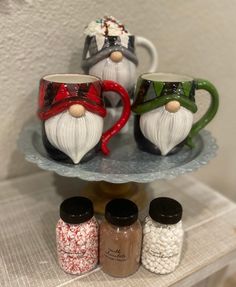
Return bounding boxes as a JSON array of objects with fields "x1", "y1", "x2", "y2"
[
  {"x1": 105, "y1": 198, "x2": 138, "y2": 226},
  {"x1": 60, "y1": 197, "x2": 94, "y2": 224},
  {"x1": 149, "y1": 197, "x2": 183, "y2": 225}
]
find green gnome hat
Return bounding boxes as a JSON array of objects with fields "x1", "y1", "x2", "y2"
[{"x1": 132, "y1": 77, "x2": 198, "y2": 114}]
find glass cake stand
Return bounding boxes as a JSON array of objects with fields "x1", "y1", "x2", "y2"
[{"x1": 18, "y1": 121, "x2": 218, "y2": 213}]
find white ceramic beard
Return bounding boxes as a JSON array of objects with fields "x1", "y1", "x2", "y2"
[
  {"x1": 140, "y1": 106, "x2": 194, "y2": 156},
  {"x1": 45, "y1": 110, "x2": 104, "y2": 164},
  {"x1": 89, "y1": 57, "x2": 136, "y2": 107}
]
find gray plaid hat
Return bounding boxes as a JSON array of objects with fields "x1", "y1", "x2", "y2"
[{"x1": 81, "y1": 35, "x2": 139, "y2": 73}]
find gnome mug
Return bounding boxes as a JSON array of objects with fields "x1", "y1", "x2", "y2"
[
  {"x1": 81, "y1": 16, "x2": 158, "y2": 132},
  {"x1": 38, "y1": 74, "x2": 130, "y2": 164},
  {"x1": 81, "y1": 16, "x2": 158, "y2": 104},
  {"x1": 132, "y1": 73, "x2": 219, "y2": 156}
]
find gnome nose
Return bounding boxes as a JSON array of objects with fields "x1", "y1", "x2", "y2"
[
  {"x1": 68, "y1": 104, "x2": 85, "y2": 118},
  {"x1": 110, "y1": 51, "x2": 123, "y2": 62},
  {"x1": 165, "y1": 101, "x2": 181, "y2": 113}
]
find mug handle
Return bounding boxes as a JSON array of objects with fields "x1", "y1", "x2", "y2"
[
  {"x1": 135, "y1": 36, "x2": 158, "y2": 72},
  {"x1": 186, "y1": 79, "x2": 219, "y2": 147},
  {"x1": 101, "y1": 80, "x2": 131, "y2": 155}
]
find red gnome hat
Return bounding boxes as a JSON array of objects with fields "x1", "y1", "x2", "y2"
[{"x1": 38, "y1": 79, "x2": 106, "y2": 121}]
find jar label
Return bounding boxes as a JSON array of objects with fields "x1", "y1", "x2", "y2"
[{"x1": 104, "y1": 248, "x2": 127, "y2": 262}]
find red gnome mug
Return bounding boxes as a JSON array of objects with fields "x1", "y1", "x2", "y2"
[{"x1": 38, "y1": 74, "x2": 130, "y2": 164}]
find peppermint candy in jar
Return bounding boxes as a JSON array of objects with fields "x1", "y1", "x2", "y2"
[
  {"x1": 56, "y1": 197, "x2": 98, "y2": 275},
  {"x1": 141, "y1": 197, "x2": 184, "y2": 274}
]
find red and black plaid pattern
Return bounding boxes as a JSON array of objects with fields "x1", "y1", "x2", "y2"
[{"x1": 38, "y1": 79, "x2": 106, "y2": 120}]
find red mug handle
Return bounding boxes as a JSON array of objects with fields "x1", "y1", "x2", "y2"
[{"x1": 101, "y1": 80, "x2": 131, "y2": 155}]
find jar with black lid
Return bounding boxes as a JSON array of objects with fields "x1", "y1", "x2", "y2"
[
  {"x1": 56, "y1": 196, "x2": 98, "y2": 275},
  {"x1": 99, "y1": 198, "x2": 142, "y2": 277},
  {"x1": 141, "y1": 197, "x2": 184, "y2": 274}
]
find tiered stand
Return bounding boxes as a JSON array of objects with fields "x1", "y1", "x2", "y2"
[{"x1": 19, "y1": 121, "x2": 218, "y2": 213}]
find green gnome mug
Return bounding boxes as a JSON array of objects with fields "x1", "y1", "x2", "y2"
[{"x1": 132, "y1": 73, "x2": 219, "y2": 156}]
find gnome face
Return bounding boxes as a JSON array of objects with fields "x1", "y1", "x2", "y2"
[
  {"x1": 82, "y1": 16, "x2": 138, "y2": 107},
  {"x1": 44, "y1": 107, "x2": 104, "y2": 164},
  {"x1": 89, "y1": 55, "x2": 136, "y2": 107},
  {"x1": 139, "y1": 106, "x2": 194, "y2": 155}
]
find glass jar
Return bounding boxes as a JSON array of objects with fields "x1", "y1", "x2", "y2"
[
  {"x1": 141, "y1": 197, "x2": 184, "y2": 274},
  {"x1": 99, "y1": 198, "x2": 142, "y2": 277},
  {"x1": 56, "y1": 197, "x2": 98, "y2": 275}
]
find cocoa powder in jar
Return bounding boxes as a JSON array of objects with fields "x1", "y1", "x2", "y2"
[{"x1": 99, "y1": 199, "x2": 142, "y2": 277}]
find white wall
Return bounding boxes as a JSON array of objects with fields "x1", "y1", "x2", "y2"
[{"x1": 0, "y1": 0, "x2": 235, "y2": 199}]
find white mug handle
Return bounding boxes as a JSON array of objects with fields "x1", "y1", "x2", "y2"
[{"x1": 135, "y1": 36, "x2": 158, "y2": 72}]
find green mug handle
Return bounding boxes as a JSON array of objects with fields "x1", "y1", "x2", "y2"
[{"x1": 186, "y1": 79, "x2": 219, "y2": 147}]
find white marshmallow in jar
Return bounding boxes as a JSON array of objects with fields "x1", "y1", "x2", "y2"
[{"x1": 141, "y1": 197, "x2": 184, "y2": 274}]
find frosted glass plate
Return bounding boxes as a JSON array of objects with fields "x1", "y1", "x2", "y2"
[{"x1": 18, "y1": 122, "x2": 218, "y2": 183}]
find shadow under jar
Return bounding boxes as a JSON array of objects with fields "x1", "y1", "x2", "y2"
[{"x1": 99, "y1": 198, "x2": 142, "y2": 277}]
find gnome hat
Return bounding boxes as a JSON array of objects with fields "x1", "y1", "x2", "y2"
[
  {"x1": 132, "y1": 76, "x2": 198, "y2": 114},
  {"x1": 38, "y1": 76, "x2": 106, "y2": 121},
  {"x1": 81, "y1": 16, "x2": 138, "y2": 72}
]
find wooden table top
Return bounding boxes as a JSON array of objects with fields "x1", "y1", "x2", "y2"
[{"x1": 0, "y1": 172, "x2": 236, "y2": 287}]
